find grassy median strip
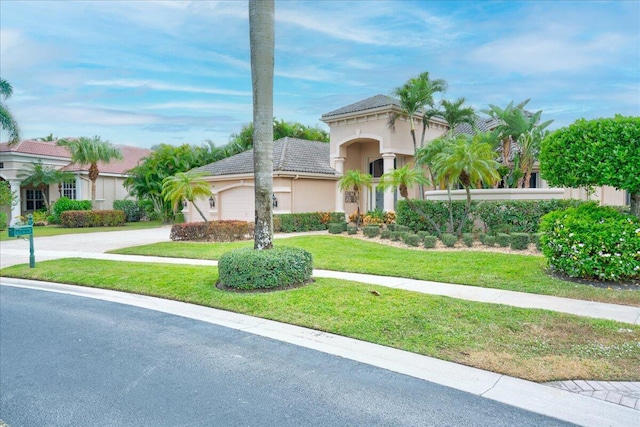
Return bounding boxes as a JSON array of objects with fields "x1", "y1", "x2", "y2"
[
  {"x1": 2, "y1": 258, "x2": 639, "y2": 383},
  {"x1": 110, "y1": 236, "x2": 640, "y2": 306}
]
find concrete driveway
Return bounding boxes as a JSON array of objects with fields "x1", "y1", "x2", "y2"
[{"x1": 0, "y1": 226, "x2": 172, "y2": 269}]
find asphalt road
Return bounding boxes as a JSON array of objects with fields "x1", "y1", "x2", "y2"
[{"x1": 0, "y1": 286, "x2": 574, "y2": 427}]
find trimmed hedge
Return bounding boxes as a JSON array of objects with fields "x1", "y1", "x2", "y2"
[
  {"x1": 274, "y1": 212, "x2": 345, "y2": 233},
  {"x1": 170, "y1": 221, "x2": 254, "y2": 242},
  {"x1": 347, "y1": 225, "x2": 357, "y2": 235},
  {"x1": 328, "y1": 223, "x2": 344, "y2": 234},
  {"x1": 113, "y1": 199, "x2": 144, "y2": 222},
  {"x1": 496, "y1": 233, "x2": 511, "y2": 248},
  {"x1": 473, "y1": 199, "x2": 585, "y2": 233},
  {"x1": 540, "y1": 203, "x2": 640, "y2": 282},
  {"x1": 404, "y1": 233, "x2": 421, "y2": 247},
  {"x1": 218, "y1": 246, "x2": 313, "y2": 291},
  {"x1": 441, "y1": 233, "x2": 457, "y2": 247},
  {"x1": 397, "y1": 198, "x2": 587, "y2": 235},
  {"x1": 380, "y1": 229, "x2": 391, "y2": 239},
  {"x1": 49, "y1": 197, "x2": 92, "y2": 224},
  {"x1": 363, "y1": 225, "x2": 380, "y2": 238},
  {"x1": 423, "y1": 235, "x2": 438, "y2": 248},
  {"x1": 510, "y1": 233, "x2": 530, "y2": 250},
  {"x1": 60, "y1": 210, "x2": 126, "y2": 228},
  {"x1": 462, "y1": 233, "x2": 474, "y2": 247},
  {"x1": 396, "y1": 200, "x2": 473, "y2": 234},
  {"x1": 484, "y1": 235, "x2": 496, "y2": 247}
]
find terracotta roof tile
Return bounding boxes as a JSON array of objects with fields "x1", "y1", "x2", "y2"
[{"x1": 0, "y1": 139, "x2": 151, "y2": 175}]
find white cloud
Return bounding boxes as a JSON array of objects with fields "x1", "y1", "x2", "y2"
[{"x1": 84, "y1": 79, "x2": 251, "y2": 97}]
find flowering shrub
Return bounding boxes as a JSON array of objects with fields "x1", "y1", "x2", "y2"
[{"x1": 540, "y1": 203, "x2": 640, "y2": 282}]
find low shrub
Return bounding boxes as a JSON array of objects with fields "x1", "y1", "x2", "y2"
[
  {"x1": 404, "y1": 233, "x2": 420, "y2": 247},
  {"x1": 478, "y1": 233, "x2": 487, "y2": 244},
  {"x1": 390, "y1": 231, "x2": 403, "y2": 241},
  {"x1": 347, "y1": 225, "x2": 357, "y2": 235},
  {"x1": 441, "y1": 233, "x2": 457, "y2": 248},
  {"x1": 170, "y1": 221, "x2": 254, "y2": 242},
  {"x1": 423, "y1": 235, "x2": 438, "y2": 249},
  {"x1": 218, "y1": 246, "x2": 313, "y2": 291},
  {"x1": 540, "y1": 203, "x2": 640, "y2": 282},
  {"x1": 417, "y1": 231, "x2": 430, "y2": 241},
  {"x1": 496, "y1": 233, "x2": 511, "y2": 248},
  {"x1": 60, "y1": 210, "x2": 126, "y2": 228},
  {"x1": 462, "y1": 233, "x2": 474, "y2": 247},
  {"x1": 530, "y1": 233, "x2": 543, "y2": 251},
  {"x1": 363, "y1": 225, "x2": 380, "y2": 238},
  {"x1": 396, "y1": 225, "x2": 410, "y2": 233},
  {"x1": 484, "y1": 235, "x2": 496, "y2": 247},
  {"x1": 387, "y1": 223, "x2": 396, "y2": 232},
  {"x1": 510, "y1": 233, "x2": 530, "y2": 250},
  {"x1": 113, "y1": 199, "x2": 144, "y2": 222},
  {"x1": 380, "y1": 229, "x2": 391, "y2": 239},
  {"x1": 328, "y1": 223, "x2": 344, "y2": 234},
  {"x1": 49, "y1": 197, "x2": 92, "y2": 224},
  {"x1": 31, "y1": 210, "x2": 48, "y2": 226}
]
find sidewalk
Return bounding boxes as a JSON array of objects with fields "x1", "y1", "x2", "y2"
[{"x1": 1, "y1": 228, "x2": 639, "y2": 423}]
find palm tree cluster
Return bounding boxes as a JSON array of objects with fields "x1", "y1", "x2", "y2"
[{"x1": 0, "y1": 78, "x2": 20, "y2": 145}]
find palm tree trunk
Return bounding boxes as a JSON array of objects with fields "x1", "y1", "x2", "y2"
[
  {"x1": 250, "y1": 0, "x2": 275, "y2": 250},
  {"x1": 192, "y1": 202, "x2": 209, "y2": 223},
  {"x1": 91, "y1": 179, "x2": 97, "y2": 209}
]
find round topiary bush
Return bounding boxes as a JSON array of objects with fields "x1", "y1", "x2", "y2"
[
  {"x1": 441, "y1": 233, "x2": 457, "y2": 247},
  {"x1": 540, "y1": 203, "x2": 640, "y2": 283},
  {"x1": 462, "y1": 233, "x2": 474, "y2": 247},
  {"x1": 218, "y1": 246, "x2": 313, "y2": 291},
  {"x1": 510, "y1": 233, "x2": 530, "y2": 250},
  {"x1": 423, "y1": 235, "x2": 438, "y2": 249}
]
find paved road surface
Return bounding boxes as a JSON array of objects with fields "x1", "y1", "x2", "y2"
[{"x1": 0, "y1": 286, "x2": 573, "y2": 427}]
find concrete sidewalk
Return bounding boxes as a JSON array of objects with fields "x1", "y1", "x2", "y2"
[{"x1": 1, "y1": 227, "x2": 639, "y2": 423}]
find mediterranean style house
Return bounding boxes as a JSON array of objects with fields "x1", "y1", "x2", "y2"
[
  {"x1": 0, "y1": 139, "x2": 150, "y2": 223},
  {"x1": 186, "y1": 94, "x2": 628, "y2": 223}
]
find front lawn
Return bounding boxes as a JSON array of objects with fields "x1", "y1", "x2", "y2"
[
  {"x1": 110, "y1": 236, "x2": 640, "y2": 306},
  {"x1": 0, "y1": 221, "x2": 165, "y2": 241},
  {"x1": 2, "y1": 258, "x2": 639, "y2": 383}
]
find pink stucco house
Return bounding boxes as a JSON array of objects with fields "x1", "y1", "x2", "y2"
[{"x1": 183, "y1": 94, "x2": 630, "y2": 223}]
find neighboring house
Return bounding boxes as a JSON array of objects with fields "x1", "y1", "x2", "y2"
[
  {"x1": 190, "y1": 137, "x2": 338, "y2": 222},
  {"x1": 190, "y1": 94, "x2": 629, "y2": 222},
  {"x1": 0, "y1": 139, "x2": 150, "y2": 223}
]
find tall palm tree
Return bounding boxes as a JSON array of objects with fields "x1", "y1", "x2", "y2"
[
  {"x1": 483, "y1": 99, "x2": 531, "y2": 187},
  {"x1": 249, "y1": 0, "x2": 275, "y2": 250},
  {"x1": 425, "y1": 97, "x2": 476, "y2": 136},
  {"x1": 415, "y1": 136, "x2": 453, "y2": 189},
  {"x1": 57, "y1": 136, "x2": 123, "y2": 209},
  {"x1": 0, "y1": 78, "x2": 20, "y2": 145},
  {"x1": 495, "y1": 108, "x2": 553, "y2": 188},
  {"x1": 161, "y1": 171, "x2": 212, "y2": 222},
  {"x1": 389, "y1": 72, "x2": 447, "y2": 155},
  {"x1": 338, "y1": 169, "x2": 373, "y2": 227},
  {"x1": 432, "y1": 135, "x2": 500, "y2": 235}
]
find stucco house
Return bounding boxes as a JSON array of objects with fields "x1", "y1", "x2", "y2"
[
  {"x1": 0, "y1": 139, "x2": 151, "y2": 223},
  {"x1": 189, "y1": 94, "x2": 629, "y2": 222}
]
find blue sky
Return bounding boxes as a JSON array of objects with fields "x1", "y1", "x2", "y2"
[{"x1": 1, "y1": 0, "x2": 638, "y2": 149}]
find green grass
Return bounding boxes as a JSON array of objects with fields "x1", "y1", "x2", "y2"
[
  {"x1": 2, "y1": 258, "x2": 638, "y2": 383},
  {"x1": 0, "y1": 221, "x2": 165, "y2": 241},
  {"x1": 111, "y1": 236, "x2": 640, "y2": 306}
]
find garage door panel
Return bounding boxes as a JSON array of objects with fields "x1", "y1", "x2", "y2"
[{"x1": 220, "y1": 187, "x2": 254, "y2": 221}]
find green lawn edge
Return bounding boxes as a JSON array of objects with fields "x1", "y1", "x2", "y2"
[
  {"x1": 1, "y1": 258, "x2": 639, "y2": 383},
  {"x1": 109, "y1": 235, "x2": 640, "y2": 306}
]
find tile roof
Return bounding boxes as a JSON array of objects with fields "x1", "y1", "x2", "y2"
[
  {"x1": 321, "y1": 94, "x2": 400, "y2": 119},
  {"x1": 453, "y1": 116, "x2": 501, "y2": 136},
  {"x1": 0, "y1": 139, "x2": 151, "y2": 175},
  {"x1": 194, "y1": 138, "x2": 337, "y2": 177}
]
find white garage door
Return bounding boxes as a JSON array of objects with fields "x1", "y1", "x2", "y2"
[{"x1": 220, "y1": 186, "x2": 254, "y2": 221}]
